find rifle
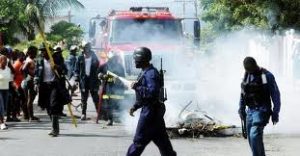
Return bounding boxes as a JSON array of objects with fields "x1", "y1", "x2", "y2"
[
  {"x1": 241, "y1": 117, "x2": 247, "y2": 139},
  {"x1": 159, "y1": 58, "x2": 167, "y2": 103}
]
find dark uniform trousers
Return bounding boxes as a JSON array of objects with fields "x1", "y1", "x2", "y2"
[
  {"x1": 102, "y1": 98, "x2": 122, "y2": 121},
  {"x1": 80, "y1": 76, "x2": 99, "y2": 115},
  {"x1": 127, "y1": 104, "x2": 176, "y2": 156}
]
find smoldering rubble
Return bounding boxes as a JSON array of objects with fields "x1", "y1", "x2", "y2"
[{"x1": 166, "y1": 101, "x2": 241, "y2": 138}]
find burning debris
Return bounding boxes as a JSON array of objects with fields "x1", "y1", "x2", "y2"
[{"x1": 166, "y1": 101, "x2": 239, "y2": 138}]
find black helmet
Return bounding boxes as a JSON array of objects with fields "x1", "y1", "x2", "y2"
[{"x1": 133, "y1": 47, "x2": 152, "y2": 62}]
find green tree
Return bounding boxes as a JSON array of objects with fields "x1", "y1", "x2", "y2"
[
  {"x1": 0, "y1": 0, "x2": 84, "y2": 44},
  {"x1": 47, "y1": 20, "x2": 84, "y2": 45},
  {"x1": 200, "y1": 0, "x2": 300, "y2": 33},
  {"x1": 0, "y1": 0, "x2": 26, "y2": 44},
  {"x1": 24, "y1": 0, "x2": 84, "y2": 40}
]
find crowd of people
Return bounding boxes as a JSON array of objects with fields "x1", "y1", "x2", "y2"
[
  {"x1": 0, "y1": 41, "x2": 126, "y2": 136},
  {"x1": 0, "y1": 44, "x2": 69, "y2": 133}
]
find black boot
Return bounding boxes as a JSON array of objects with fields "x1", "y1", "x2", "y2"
[
  {"x1": 81, "y1": 102, "x2": 87, "y2": 121},
  {"x1": 106, "y1": 119, "x2": 113, "y2": 126},
  {"x1": 49, "y1": 115, "x2": 59, "y2": 137},
  {"x1": 106, "y1": 109, "x2": 113, "y2": 126}
]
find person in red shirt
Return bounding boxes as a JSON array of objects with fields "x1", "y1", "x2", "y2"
[
  {"x1": 14, "y1": 52, "x2": 25, "y2": 89},
  {"x1": 12, "y1": 51, "x2": 26, "y2": 121}
]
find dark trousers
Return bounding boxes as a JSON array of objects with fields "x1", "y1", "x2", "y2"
[
  {"x1": 127, "y1": 105, "x2": 176, "y2": 156},
  {"x1": 51, "y1": 115, "x2": 60, "y2": 134},
  {"x1": 0, "y1": 90, "x2": 8, "y2": 117},
  {"x1": 39, "y1": 81, "x2": 63, "y2": 135},
  {"x1": 58, "y1": 81, "x2": 66, "y2": 115},
  {"x1": 13, "y1": 87, "x2": 25, "y2": 117},
  {"x1": 102, "y1": 98, "x2": 123, "y2": 121},
  {"x1": 80, "y1": 77, "x2": 99, "y2": 115},
  {"x1": 39, "y1": 82, "x2": 61, "y2": 116},
  {"x1": 6, "y1": 83, "x2": 15, "y2": 118},
  {"x1": 102, "y1": 99, "x2": 113, "y2": 121},
  {"x1": 6, "y1": 83, "x2": 23, "y2": 119}
]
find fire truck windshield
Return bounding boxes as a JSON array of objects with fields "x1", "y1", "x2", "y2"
[{"x1": 110, "y1": 19, "x2": 182, "y2": 44}]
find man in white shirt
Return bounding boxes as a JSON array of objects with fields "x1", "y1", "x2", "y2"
[
  {"x1": 34, "y1": 44, "x2": 67, "y2": 137},
  {"x1": 74, "y1": 42, "x2": 100, "y2": 120}
]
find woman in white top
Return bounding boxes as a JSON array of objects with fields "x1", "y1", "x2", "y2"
[{"x1": 0, "y1": 55, "x2": 11, "y2": 130}]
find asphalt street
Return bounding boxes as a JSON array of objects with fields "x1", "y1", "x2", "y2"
[{"x1": 0, "y1": 96, "x2": 299, "y2": 156}]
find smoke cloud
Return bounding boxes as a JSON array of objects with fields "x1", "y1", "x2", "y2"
[
  {"x1": 122, "y1": 29, "x2": 300, "y2": 135},
  {"x1": 180, "y1": 29, "x2": 300, "y2": 134},
  {"x1": 111, "y1": 13, "x2": 300, "y2": 136}
]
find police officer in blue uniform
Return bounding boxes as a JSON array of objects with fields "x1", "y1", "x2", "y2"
[
  {"x1": 239, "y1": 57, "x2": 281, "y2": 156},
  {"x1": 127, "y1": 47, "x2": 176, "y2": 156}
]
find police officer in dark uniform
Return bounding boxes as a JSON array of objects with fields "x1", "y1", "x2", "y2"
[
  {"x1": 34, "y1": 44, "x2": 67, "y2": 137},
  {"x1": 239, "y1": 57, "x2": 281, "y2": 156},
  {"x1": 98, "y1": 54, "x2": 126, "y2": 126},
  {"x1": 127, "y1": 47, "x2": 176, "y2": 156}
]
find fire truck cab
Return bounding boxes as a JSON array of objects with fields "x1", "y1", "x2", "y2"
[{"x1": 89, "y1": 7, "x2": 200, "y2": 79}]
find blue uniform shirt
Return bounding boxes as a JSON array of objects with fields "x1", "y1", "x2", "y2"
[
  {"x1": 239, "y1": 69, "x2": 281, "y2": 115},
  {"x1": 133, "y1": 64, "x2": 160, "y2": 110}
]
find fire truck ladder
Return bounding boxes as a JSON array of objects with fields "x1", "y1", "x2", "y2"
[{"x1": 129, "y1": 7, "x2": 169, "y2": 12}]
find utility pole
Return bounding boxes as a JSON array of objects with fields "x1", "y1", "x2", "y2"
[
  {"x1": 68, "y1": 10, "x2": 72, "y2": 23},
  {"x1": 174, "y1": 0, "x2": 198, "y2": 18},
  {"x1": 194, "y1": 0, "x2": 198, "y2": 18},
  {"x1": 174, "y1": 0, "x2": 199, "y2": 31}
]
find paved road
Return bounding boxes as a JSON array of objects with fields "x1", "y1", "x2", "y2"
[{"x1": 0, "y1": 96, "x2": 299, "y2": 156}]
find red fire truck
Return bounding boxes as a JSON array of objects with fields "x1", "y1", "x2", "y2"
[
  {"x1": 89, "y1": 7, "x2": 200, "y2": 78},
  {"x1": 90, "y1": 7, "x2": 201, "y2": 117}
]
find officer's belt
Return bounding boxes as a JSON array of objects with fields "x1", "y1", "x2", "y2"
[{"x1": 102, "y1": 94, "x2": 124, "y2": 100}]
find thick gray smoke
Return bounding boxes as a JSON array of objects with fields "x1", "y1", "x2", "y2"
[
  {"x1": 187, "y1": 29, "x2": 300, "y2": 134},
  {"x1": 122, "y1": 29, "x2": 300, "y2": 135}
]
